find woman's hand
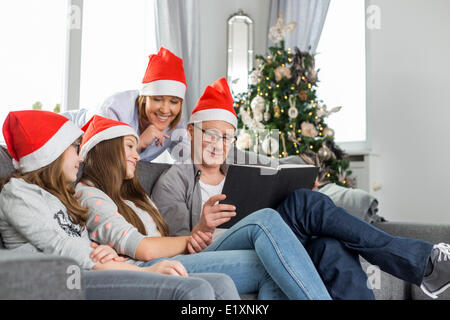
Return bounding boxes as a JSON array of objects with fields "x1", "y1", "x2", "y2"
[
  {"x1": 90, "y1": 242, "x2": 128, "y2": 263},
  {"x1": 138, "y1": 124, "x2": 170, "y2": 151},
  {"x1": 186, "y1": 231, "x2": 213, "y2": 254},
  {"x1": 144, "y1": 259, "x2": 188, "y2": 276}
]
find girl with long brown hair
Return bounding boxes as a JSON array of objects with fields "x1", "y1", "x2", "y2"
[{"x1": 0, "y1": 110, "x2": 240, "y2": 300}]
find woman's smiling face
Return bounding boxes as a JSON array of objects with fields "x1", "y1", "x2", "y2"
[{"x1": 144, "y1": 95, "x2": 182, "y2": 131}]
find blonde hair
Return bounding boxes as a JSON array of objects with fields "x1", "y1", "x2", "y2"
[{"x1": 136, "y1": 95, "x2": 182, "y2": 134}]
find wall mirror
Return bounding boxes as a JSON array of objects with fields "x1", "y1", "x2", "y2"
[{"x1": 227, "y1": 9, "x2": 254, "y2": 96}]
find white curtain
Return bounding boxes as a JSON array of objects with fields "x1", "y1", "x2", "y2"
[
  {"x1": 269, "y1": 0, "x2": 330, "y2": 53},
  {"x1": 154, "y1": 0, "x2": 201, "y2": 121}
]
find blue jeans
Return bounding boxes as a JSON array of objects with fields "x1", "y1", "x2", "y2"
[
  {"x1": 277, "y1": 189, "x2": 434, "y2": 300},
  {"x1": 141, "y1": 208, "x2": 331, "y2": 300},
  {"x1": 83, "y1": 270, "x2": 240, "y2": 300}
]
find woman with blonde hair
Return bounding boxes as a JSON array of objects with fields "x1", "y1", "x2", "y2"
[{"x1": 63, "y1": 47, "x2": 190, "y2": 162}]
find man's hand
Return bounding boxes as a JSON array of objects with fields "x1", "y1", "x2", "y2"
[
  {"x1": 138, "y1": 124, "x2": 170, "y2": 152},
  {"x1": 186, "y1": 231, "x2": 213, "y2": 254},
  {"x1": 193, "y1": 194, "x2": 236, "y2": 234}
]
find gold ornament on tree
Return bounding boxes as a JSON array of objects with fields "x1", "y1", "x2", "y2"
[
  {"x1": 261, "y1": 136, "x2": 279, "y2": 156},
  {"x1": 274, "y1": 65, "x2": 292, "y2": 82},
  {"x1": 301, "y1": 122, "x2": 318, "y2": 138},
  {"x1": 318, "y1": 144, "x2": 332, "y2": 161},
  {"x1": 323, "y1": 127, "x2": 335, "y2": 139},
  {"x1": 298, "y1": 90, "x2": 307, "y2": 101}
]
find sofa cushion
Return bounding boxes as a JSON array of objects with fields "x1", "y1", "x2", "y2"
[
  {"x1": 0, "y1": 145, "x2": 14, "y2": 179},
  {"x1": 0, "y1": 249, "x2": 85, "y2": 299},
  {"x1": 136, "y1": 161, "x2": 172, "y2": 195}
]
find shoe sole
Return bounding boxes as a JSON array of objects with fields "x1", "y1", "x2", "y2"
[{"x1": 420, "y1": 282, "x2": 450, "y2": 299}]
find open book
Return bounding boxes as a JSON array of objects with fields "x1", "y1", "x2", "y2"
[{"x1": 219, "y1": 163, "x2": 318, "y2": 228}]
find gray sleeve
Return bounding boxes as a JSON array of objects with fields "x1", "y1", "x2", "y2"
[
  {"x1": 78, "y1": 188, "x2": 145, "y2": 259},
  {"x1": 0, "y1": 187, "x2": 95, "y2": 270},
  {"x1": 151, "y1": 171, "x2": 192, "y2": 236}
]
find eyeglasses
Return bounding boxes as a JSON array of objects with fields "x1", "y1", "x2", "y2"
[
  {"x1": 71, "y1": 142, "x2": 81, "y2": 155},
  {"x1": 194, "y1": 124, "x2": 236, "y2": 145}
]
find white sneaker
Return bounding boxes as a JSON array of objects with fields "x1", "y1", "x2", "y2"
[{"x1": 420, "y1": 243, "x2": 450, "y2": 299}]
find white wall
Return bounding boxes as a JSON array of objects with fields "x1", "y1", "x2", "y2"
[
  {"x1": 366, "y1": 0, "x2": 450, "y2": 223},
  {"x1": 198, "y1": 0, "x2": 271, "y2": 91}
]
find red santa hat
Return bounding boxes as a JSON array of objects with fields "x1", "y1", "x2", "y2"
[
  {"x1": 2, "y1": 110, "x2": 83, "y2": 173},
  {"x1": 188, "y1": 77, "x2": 237, "y2": 128},
  {"x1": 80, "y1": 115, "x2": 139, "y2": 159},
  {"x1": 140, "y1": 47, "x2": 187, "y2": 100}
]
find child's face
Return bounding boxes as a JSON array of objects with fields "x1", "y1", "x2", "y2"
[
  {"x1": 61, "y1": 140, "x2": 83, "y2": 184},
  {"x1": 144, "y1": 95, "x2": 182, "y2": 131},
  {"x1": 123, "y1": 135, "x2": 140, "y2": 179}
]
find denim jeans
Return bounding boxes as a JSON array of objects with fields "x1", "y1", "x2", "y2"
[
  {"x1": 141, "y1": 208, "x2": 331, "y2": 300},
  {"x1": 82, "y1": 270, "x2": 240, "y2": 300},
  {"x1": 277, "y1": 189, "x2": 434, "y2": 300}
]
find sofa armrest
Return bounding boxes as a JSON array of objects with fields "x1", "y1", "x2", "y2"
[
  {"x1": 373, "y1": 221, "x2": 450, "y2": 244},
  {"x1": 0, "y1": 250, "x2": 85, "y2": 299}
]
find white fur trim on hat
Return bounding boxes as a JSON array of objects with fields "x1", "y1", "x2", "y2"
[
  {"x1": 188, "y1": 109, "x2": 237, "y2": 128},
  {"x1": 80, "y1": 125, "x2": 139, "y2": 159},
  {"x1": 140, "y1": 80, "x2": 186, "y2": 99},
  {"x1": 18, "y1": 121, "x2": 83, "y2": 173}
]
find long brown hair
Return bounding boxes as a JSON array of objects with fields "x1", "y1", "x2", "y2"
[
  {"x1": 0, "y1": 151, "x2": 89, "y2": 226},
  {"x1": 81, "y1": 136, "x2": 169, "y2": 236},
  {"x1": 136, "y1": 95, "x2": 182, "y2": 134}
]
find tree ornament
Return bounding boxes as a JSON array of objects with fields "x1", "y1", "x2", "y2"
[
  {"x1": 253, "y1": 110, "x2": 264, "y2": 122},
  {"x1": 236, "y1": 131, "x2": 253, "y2": 150},
  {"x1": 318, "y1": 145, "x2": 332, "y2": 161},
  {"x1": 264, "y1": 112, "x2": 271, "y2": 122},
  {"x1": 298, "y1": 90, "x2": 307, "y2": 101},
  {"x1": 301, "y1": 122, "x2": 318, "y2": 138},
  {"x1": 239, "y1": 108, "x2": 253, "y2": 127},
  {"x1": 261, "y1": 136, "x2": 279, "y2": 156},
  {"x1": 274, "y1": 65, "x2": 292, "y2": 82},
  {"x1": 248, "y1": 69, "x2": 263, "y2": 86},
  {"x1": 317, "y1": 104, "x2": 342, "y2": 118},
  {"x1": 268, "y1": 13, "x2": 298, "y2": 44},
  {"x1": 323, "y1": 127, "x2": 335, "y2": 139},
  {"x1": 273, "y1": 105, "x2": 281, "y2": 118},
  {"x1": 251, "y1": 95, "x2": 266, "y2": 113},
  {"x1": 288, "y1": 95, "x2": 298, "y2": 119}
]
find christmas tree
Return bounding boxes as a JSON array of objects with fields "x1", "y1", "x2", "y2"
[{"x1": 234, "y1": 14, "x2": 353, "y2": 188}]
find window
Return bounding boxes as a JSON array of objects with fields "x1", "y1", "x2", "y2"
[
  {"x1": 79, "y1": 0, "x2": 157, "y2": 109},
  {"x1": 315, "y1": 0, "x2": 366, "y2": 144},
  {"x1": 0, "y1": 0, "x2": 68, "y2": 141}
]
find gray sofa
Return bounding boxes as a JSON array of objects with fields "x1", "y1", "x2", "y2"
[{"x1": 1, "y1": 145, "x2": 450, "y2": 300}]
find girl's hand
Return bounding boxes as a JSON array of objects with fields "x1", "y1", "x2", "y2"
[
  {"x1": 90, "y1": 242, "x2": 128, "y2": 263},
  {"x1": 186, "y1": 231, "x2": 213, "y2": 254},
  {"x1": 139, "y1": 124, "x2": 170, "y2": 151},
  {"x1": 144, "y1": 260, "x2": 188, "y2": 276}
]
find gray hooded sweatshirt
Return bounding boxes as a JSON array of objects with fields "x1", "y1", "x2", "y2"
[{"x1": 0, "y1": 178, "x2": 95, "y2": 269}]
